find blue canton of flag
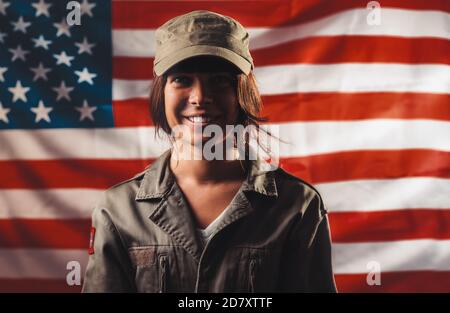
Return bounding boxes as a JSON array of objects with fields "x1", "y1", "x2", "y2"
[{"x1": 0, "y1": 0, "x2": 112, "y2": 129}]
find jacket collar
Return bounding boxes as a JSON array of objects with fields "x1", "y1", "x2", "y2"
[
  {"x1": 135, "y1": 148, "x2": 278, "y2": 201},
  {"x1": 135, "y1": 148, "x2": 278, "y2": 262},
  {"x1": 135, "y1": 149, "x2": 174, "y2": 200}
]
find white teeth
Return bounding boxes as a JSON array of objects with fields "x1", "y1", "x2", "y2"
[{"x1": 187, "y1": 116, "x2": 211, "y2": 123}]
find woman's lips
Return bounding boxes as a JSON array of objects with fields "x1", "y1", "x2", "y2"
[{"x1": 182, "y1": 115, "x2": 221, "y2": 126}]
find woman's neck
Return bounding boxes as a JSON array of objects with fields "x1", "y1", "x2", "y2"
[{"x1": 169, "y1": 146, "x2": 248, "y2": 184}]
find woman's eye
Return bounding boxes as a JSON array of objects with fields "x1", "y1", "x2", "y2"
[
  {"x1": 211, "y1": 75, "x2": 233, "y2": 86},
  {"x1": 172, "y1": 76, "x2": 191, "y2": 85}
]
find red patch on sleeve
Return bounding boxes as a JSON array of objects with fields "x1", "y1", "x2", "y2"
[{"x1": 88, "y1": 227, "x2": 96, "y2": 255}]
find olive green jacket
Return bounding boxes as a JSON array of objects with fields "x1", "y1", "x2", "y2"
[{"x1": 82, "y1": 149, "x2": 337, "y2": 293}]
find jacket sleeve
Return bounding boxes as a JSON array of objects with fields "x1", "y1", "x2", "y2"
[
  {"x1": 82, "y1": 206, "x2": 136, "y2": 292},
  {"x1": 278, "y1": 193, "x2": 337, "y2": 293}
]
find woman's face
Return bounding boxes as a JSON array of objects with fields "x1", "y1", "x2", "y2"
[{"x1": 164, "y1": 57, "x2": 241, "y2": 146}]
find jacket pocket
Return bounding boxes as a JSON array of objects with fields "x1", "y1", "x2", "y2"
[
  {"x1": 128, "y1": 246, "x2": 172, "y2": 292},
  {"x1": 158, "y1": 254, "x2": 168, "y2": 293},
  {"x1": 128, "y1": 246, "x2": 156, "y2": 267},
  {"x1": 234, "y1": 246, "x2": 281, "y2": 292},
  {"x1": 248, "y1": 258, "x2": 257, "y2": 293}
]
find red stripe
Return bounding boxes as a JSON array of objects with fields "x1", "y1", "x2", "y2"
[
  {"x1": 0, "y1": 279, "x2": 82, "y2": 293},
  {"x1": 329, "y1": 209, "x2": 450, "y2": 243},
  {"x1": 279, "y1": 149, "x2": 450, "y2": 184},
  {"x1": 0, "y1": 158, "x2": 152, "y2": 189},
  {"x1": 261, "y1": 93, "x2": 450, "y2": 122},
  {"x1": 113, "y1": 93, "x2": 450, "y2": 127},
  {"x1": 112, "y1": 0, "x2": 450, "y2": 29},
  {"x1": 252, "y1": 36, "x2": 450, "y2": 66},
  {"x1": 1, "y1": 272, "x2": 449, "y2": 292},
  {"x1": 2, "y1": 209, "x2": 450, "y2": 248},
  {"x1": 0, "y1": 150, "x2": 448, "y2": 189},
  {"x1": 112, "y1": 56, "x2": 153, "y2": 80},
  {"x1": 0, "y1": 219, "x2": 90, "y2": 249},
  {"x1": 113, "y1": 57, "x2": 153, "y2": 80},
  {"x1": 335, "y1": 271, "x2": 450, "y2": 292},
  {"x1": 112, "y1": 37, "x2": 450, "y2": 79},
  {"x1": 113, "y1": 98, "x2": 154, "y2": 127}
]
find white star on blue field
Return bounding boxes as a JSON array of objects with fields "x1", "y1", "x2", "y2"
[{"x1": 0, "y1": 0, "x2": 112, "y2": 129}]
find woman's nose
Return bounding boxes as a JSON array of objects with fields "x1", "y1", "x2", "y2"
[{"x1": 188, "y1": 78, "x2": 213, "y2": 106}]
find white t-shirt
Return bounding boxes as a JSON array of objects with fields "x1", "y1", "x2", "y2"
[{"x1": 196, "y1": 203, "x2": 233, "y2": 248}]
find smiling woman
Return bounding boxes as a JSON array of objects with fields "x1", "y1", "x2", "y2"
[
  {"x1": 150, "y1": 55, "x2": 268, "y2": 154},
  {"x1": 82, "y1": 10, "x2": 337, "y2": 293},
  {"x1": 162, "y1": 57, "x2": 242, "y2": 145}
]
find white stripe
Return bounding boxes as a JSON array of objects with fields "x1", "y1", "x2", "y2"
[
  {"x1": 112, "y1": 63, "x2": 450, "y2": 99},
  {"x1": 2, "y1": 178, "x2": 449, "y2": 219},
  {"x1": 113, "y1": 78, "x2": 152, "y2": 101},
  {"x1": 112, "y1": 9, "x2": 450, "y2": 57},
  {"x1": 0, "y1": 127, "x2": 170, "y2": 160},
  {"x1": 0, "y1": 189, "x2": 99, "y2": 219},
  {"x1": 254, "y1": 64, "x2": 450, "y2": 94},
  {"x1": 1, "y1": 120, "x2": 449, "y2": 160},
  {"x1": 0, "y1": 249, "x2": 88, "y2": 279},
  {"x1": 2, "y1": 239, "x2": 450, "y2": 278},
  {"x1": 266, "y1": 120, "x2": 450, "y2": 156},
  {"x1": 249, "y1": 9, "x2": 450, "y2": 50},
  {"x1": 332, "y1": 239, "x2": 450, "y2": 274},
  {"x1": 317, "y1": 178, "x2": 450, "y2": 213}
]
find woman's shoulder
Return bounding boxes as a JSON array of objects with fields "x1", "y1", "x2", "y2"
[
  {"x1": 95, "y1": 149, "x2": 172, "y2": 212},
  {"x1": 94, "y1": 168, "x2": 149, "y2": 211},
  {"x1": 273, "y1": 166, "x2": 327, "y2": 215},
  {"x1": 274, "y1": 166, "x2": 322, "y2": 196}
]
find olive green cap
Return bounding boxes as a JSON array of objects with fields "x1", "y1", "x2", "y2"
[{"x1": 154, "y1": 10, "x2": 254, "y2": 76}]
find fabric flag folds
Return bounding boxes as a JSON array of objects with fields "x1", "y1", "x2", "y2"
[{"x1": 0, "y1": 0, "x2": 449, "y2": 292}]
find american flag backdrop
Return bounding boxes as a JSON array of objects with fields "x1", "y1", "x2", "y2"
[{"x1": 0, "y1": 0, "x2": 449, "y2": 293}]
